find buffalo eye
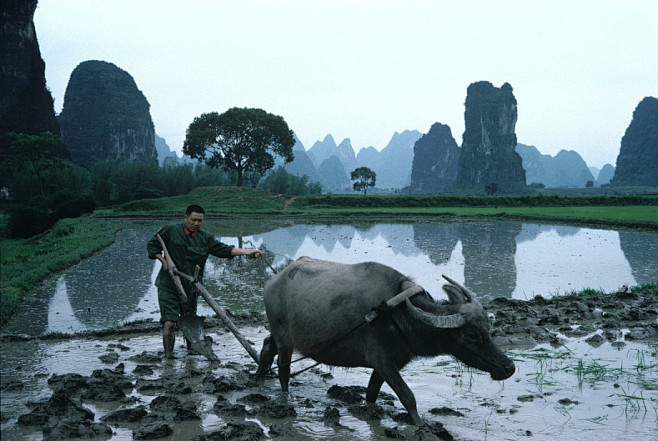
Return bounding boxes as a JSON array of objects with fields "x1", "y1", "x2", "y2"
[{"x1": 463, "y1": 330, "x2": 482, "y2": 344}]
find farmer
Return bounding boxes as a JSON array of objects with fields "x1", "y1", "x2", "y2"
[{"x1": 147, "y1": 204, "x2": 262, "y2": 359}]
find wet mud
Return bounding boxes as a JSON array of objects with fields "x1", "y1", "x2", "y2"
[
  {"x1": 487, "y1": 285, "x2": 658, "y2": 347},
  {"x1": 1, "y1": 287, "x2": 657, "y2": 440}
]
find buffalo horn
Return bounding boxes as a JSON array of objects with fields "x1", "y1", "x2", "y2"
[
  {"x1": 405, "y1": 299, "x2": 465, "y2": 329},
  {"x1": 442, "y1": 275, "x2": 480, "y2": 304}
]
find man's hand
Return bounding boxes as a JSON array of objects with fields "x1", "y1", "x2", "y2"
[{"x1": 249, "y1": 250, "x2": 263, "y2": 259}]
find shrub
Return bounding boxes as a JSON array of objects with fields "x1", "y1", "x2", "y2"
[{"x1": 8, "y1": 204, "x2": 54, "y2": 238}]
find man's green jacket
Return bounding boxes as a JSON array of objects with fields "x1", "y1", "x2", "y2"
[{"x1": 147, "y1": 223, "x2": 234, "y2": 292}]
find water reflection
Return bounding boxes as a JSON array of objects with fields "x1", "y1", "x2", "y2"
[
  {"x1": 64, "y1": 228, "x2": 154, "y2": 327},
  {"x1": 459, "y1": 222, "x2": 522, "y2": 299},
  {"x1": 3, "y1": 221, "x2": 656, "y2": 336},
  {"x1": 619, "y1": 231, "x2": 658, "y2": 284},
  {"x1": 46, "y1": 277, "x2": 85, "y2": 334}
]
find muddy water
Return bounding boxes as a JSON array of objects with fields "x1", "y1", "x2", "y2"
[
  {"x1": 1, "y1": 220, "x2": 657, "y2": 440},
  {"x1": 2, "y1": 221, "x2": 657, "y2": 336},
  {"x1": 1, "y1": 325, "x2": 656, "y2": 440}
]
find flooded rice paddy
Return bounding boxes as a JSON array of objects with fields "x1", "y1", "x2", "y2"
[
  {"x1": 2, "y1": 221, "x2": 656, "y2": 336},
  {"x1": 1, "y1": 220, "x2": 657, "y2": 440}
]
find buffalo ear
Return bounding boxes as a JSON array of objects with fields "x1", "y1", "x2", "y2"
[
  {"x1": 442, "y1": 284, "x2": 467, "y2": 304},
  {"x1": 442, "y1": 275, "x2": 480, "y2": 304}
]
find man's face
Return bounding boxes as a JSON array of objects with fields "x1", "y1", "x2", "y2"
[{"x1": 184, "y1": 211, "x2": 204, "y2": 233}]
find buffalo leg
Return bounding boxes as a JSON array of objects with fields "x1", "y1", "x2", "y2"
[
  {"x1": 276, "y1": 345, "x2": 293, "y2": 392},
  {"x1": 378, "y1": 366, "x2": 423, "y2": 425},
  {"x1": 256, "y1": 336, "x2": 277, "y2": 376},
  {"x1": 366, "y1": 370, "x2": 385, "y2": 403}
]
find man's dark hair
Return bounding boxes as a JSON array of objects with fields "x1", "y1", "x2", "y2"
[{"x1": 186, "y1": 205, "x2": 205, "y2": 216}]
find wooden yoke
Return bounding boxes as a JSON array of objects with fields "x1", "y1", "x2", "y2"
[{"x1": 156, "y1": 233, "x2": 188, "y2": 303}]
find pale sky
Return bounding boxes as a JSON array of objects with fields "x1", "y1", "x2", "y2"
[{"x1": 35, "y1": 0, "x2": 657, "y2": 169}]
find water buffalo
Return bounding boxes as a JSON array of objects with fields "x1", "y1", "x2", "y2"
[{"x1": 258, "y1": 257, "x2": 515, "y2": 425}]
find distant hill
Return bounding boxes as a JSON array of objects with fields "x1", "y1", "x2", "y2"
[
  {"x1": 287, "y1": 130, "x2": 421, "y2": 192},
  {"x1": 155, "y1": 134, "x2": 178, "y2": 165},
  {"x1": 597, "y1": 164, "x2": 615, "y2": 185},
  {"x1": 280, "y1": 135, "x2": 321, "y2": 184},
  {"x1": 317, "y1": 155, "x2": 350, "y2": 192},
  {"x1": 371, "y1": 130, "x2": 422, "y2": 189},
  {"x1": 453, "y1": 82, "x2": 527, "y2": 194},
  {"x1": 0, "y1": 0, "x2": 62, "y2": 150},
  {"x1": 516, "y1": 143, "x2": 594, "y2": 187},
  {"x1": 612, "y1": 96, "x2": 658, "y2": 186},
  {"x1": 410, "y1": 122, "x2": 460, "y2": 193},
  {"x1": 58, "y1": 60, "x2": 157, "y2": 168},
  {"x1": 307, "y1": 135, "x2": 340, "y2": 168}
]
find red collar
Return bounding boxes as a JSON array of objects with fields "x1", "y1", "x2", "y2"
[{"x1": 184, "y1": 227, "x2": 197, "y2": 237}]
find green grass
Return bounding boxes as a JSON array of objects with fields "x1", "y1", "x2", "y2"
[
  {"x1": 283, "y1": 205, "x2": 658, "y2": 223},
  {"x1": 101, "y1": 186, "x2": 289, "y2": 217},
  {"x1": 0, "y1": 216, "x2": 121, "y2": 324}
]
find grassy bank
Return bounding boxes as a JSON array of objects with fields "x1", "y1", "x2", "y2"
[
  {"x1": 0, "y1": 217, "x2": 121, "y2": 324},
  {"x1": 2, "y1": 186, "x2": 657, "y2": 327}
]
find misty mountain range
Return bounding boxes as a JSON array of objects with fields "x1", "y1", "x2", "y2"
[
  {"x1": 159, "y1": 130, "x2": 615, "y2": 191},
  {"x1": 279, "y1": 131, "x2": 423, "y2": 191}
]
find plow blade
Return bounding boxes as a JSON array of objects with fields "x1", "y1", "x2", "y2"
[{"x1": 179, "y1": 314, "x2": 219, "y2": 362}]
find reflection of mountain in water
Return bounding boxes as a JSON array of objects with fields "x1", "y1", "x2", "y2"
[
  {"x1": 618, "y1": 232, "x2": 658, "y2": 285},
  {"x1": 302, "y1": 225, "x2": 356, "y2": 253},
  {"x1": 460, "y1": 223, "x2": 522, "y2": 301},
  {"x1": 365, "y1": 224, "x2": 420, "y2": 256},
  {"x1": 65, "y1": 228, "x2": 154, "y2": 328},
  {"x1": 252, "y1": 225, "x2": 309, "y2": 263},
  {"x1": 412, "y1": 223, "x2": 460, "y2": 265},
  {"x1": 516, "y1": 224, "x2": 581, "y2": 244}
]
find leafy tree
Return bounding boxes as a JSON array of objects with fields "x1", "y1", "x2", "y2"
[
  {"x1": 529, "y1": 182, "x2": 545, "y2": 189},
  {"x1": 183, "y1": 107, "x2": 295, "y2": 187},
  {"x1": 350, "y1": 167, "x2": 376, "y2": 195},
  {"x1": 485, "y1": 182, "x2": 499, "y2": 195},
  {"x1": 3, "y1": 132, "x2": 66, "y2": 201},
  {"x1": 259, "y1": 166, "x2": 323, "y2": 195},
  {"x1": 585, "y1": 180, "x2": 594, "y2": 188}
]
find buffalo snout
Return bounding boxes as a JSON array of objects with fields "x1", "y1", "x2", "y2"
[{"x1": 490, "y1": 358, "x2": 515, "y2": 380}]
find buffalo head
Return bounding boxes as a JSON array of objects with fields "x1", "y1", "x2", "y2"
[{"x1": 405, "y1": 275, "x2": 515, "y2": 381}]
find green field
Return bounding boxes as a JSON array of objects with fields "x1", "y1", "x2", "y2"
[
  {"x1": 2, "y1": 187, "x2": 657, "y2": 326},
  {"x1": 289, "y1": 205, "x2": 658, "y2": 224}
]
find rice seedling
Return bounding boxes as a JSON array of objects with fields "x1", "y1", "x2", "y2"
[
  {"x1": 615, "y1": 385, "x2": 648, "y2": 413},
  {"x1": 525, "y1": 351, "x2": 559, "y2": 395},
  {"x1": 481, "y1": 410, "x2": 494, "y2": 440},
  {"x1": 572, "y1": 356, "x2": 618, "y2": 388}
]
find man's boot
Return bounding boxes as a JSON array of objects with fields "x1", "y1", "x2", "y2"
[{"x1": 163, "y1": 332, "x2": 176, "y2": 359}]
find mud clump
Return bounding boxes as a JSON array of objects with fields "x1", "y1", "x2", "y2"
[
  {"x1": 486, "y1": 287, "x2": 658, "y2": 345},
  {"x1": 412, "y1": 421, "x2": 454, "y2": 440},
  {"x1": 133, "y1": 419, "x2": 172, "y2": 440},
  {"x1": 17, "y1": 391, "x2": 112, "y2": 440},
  {"x1": 190, "y1": 420, "x2": 266, "y2": 441},
  {"x1": 101, "y1": 405, "x2": 148, "y2": 423},
  {"x1": 48, "y1": 363, "x2": 132, "y2": 402},
  {"x1": 327, "y1": 384, "x2": 365, "y2": 403},
  {"x1": 254, "y1": 399, "x2": 297, "y2": 418}
]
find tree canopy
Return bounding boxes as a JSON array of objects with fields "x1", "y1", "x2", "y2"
[
  {"x1": 3, "y1": 132, "x2": 66, "y2": 201},
  {"x1": 183, "y1": 107, "x2": 295, "y2": 186},
  {"x1": 351, "y1": 166, "x2": 376, "y2": 194},
  {"x1": 258, "y1": 166, "x2": 322, "y2": 196}
]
